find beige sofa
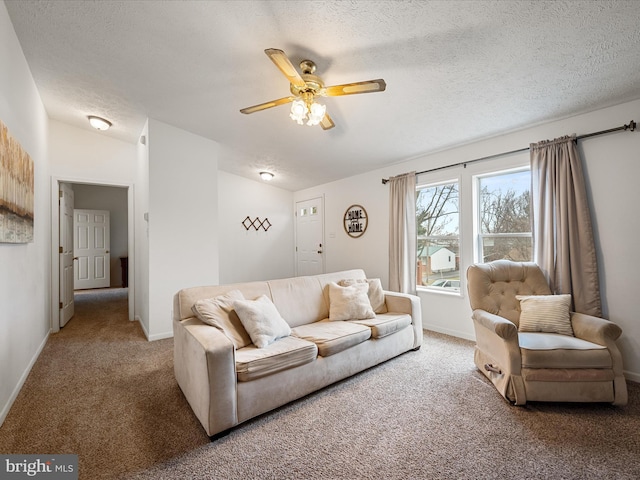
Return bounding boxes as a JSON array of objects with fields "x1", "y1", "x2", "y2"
[{"x1": 173, "y1": 269, "x2": 422, "y2": 438}]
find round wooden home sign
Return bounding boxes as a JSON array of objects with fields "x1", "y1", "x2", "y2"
[{"x1": 343, "y1": 204, "x2": 368, "y2": 238}]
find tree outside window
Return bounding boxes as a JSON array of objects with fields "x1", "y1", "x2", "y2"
[
  {"x1": 416, "y1": 181, "x2": 460, "y2": 290},
  {"x1": 477, "y1": 169, "x2": 532, "y2": 262}
]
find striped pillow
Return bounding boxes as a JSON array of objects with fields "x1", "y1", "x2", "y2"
[{"x1": 516, "y1": 294, "x2": 574, "y2": 336}]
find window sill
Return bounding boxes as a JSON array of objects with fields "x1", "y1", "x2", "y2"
[{"x1": 417, "y1": 286, "x2": 463, "y2": 298}]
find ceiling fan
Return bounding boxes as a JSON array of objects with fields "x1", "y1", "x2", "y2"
[{"x1": 240, "y1": 48, "x2": 386, "y2": 130}]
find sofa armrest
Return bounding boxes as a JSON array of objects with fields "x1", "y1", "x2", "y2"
[
  {"x1": 570, "y1": 312, "x2": 622, "y2": 345},
  {"x1": 384, "y1": 291, "x2": 423, "y2": 349},
  {"x1": 173, "y1": 318, "x2": 238, "y2": 437},
  {"x1": 471, "y1": 309, "x2": 518, "y2": 341}
]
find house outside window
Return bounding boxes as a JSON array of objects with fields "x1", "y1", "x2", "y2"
[
  {"x1": 416, "y1": 180, "x2": 460, "y2": 292},
  {"x1": 476, "y1": 168, "x2": 532, "y2": 263}
]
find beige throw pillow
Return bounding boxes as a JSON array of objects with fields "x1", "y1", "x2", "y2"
[
  {"x1": 328, "y1": 281, "x2": 376, "y2": 321},
  {"x1": 338, "y1": 278, "x2": 388, "y2": 314},
  {"x1": 233, "y1": 295, "x2": 291, "y2": 348},
  {"x1": 516, "y1": 294, "x2": 574, "y2": 336},
  {"x1": 191, "y1": 290, "x2": 252, "y2": 349}
]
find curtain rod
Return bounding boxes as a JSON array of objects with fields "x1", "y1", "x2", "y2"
[{"x1": 381, "y1": 120, "x2": 636, "y2": 184}]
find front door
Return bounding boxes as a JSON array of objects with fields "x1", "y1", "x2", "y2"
[
  {"x1": 295, "y1": 197, "x2": 324, "y2": 276},
  {"x1": 59, "y1": 183, "x2": 75, "y2": 327},
  {"x1": 74, "y1": 209, "x2": 111, "y2": 290}
]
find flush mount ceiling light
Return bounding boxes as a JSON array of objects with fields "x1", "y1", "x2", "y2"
[
  {"x1": 240, "y1": 48, "x2": 386, "y2": 130},
  {"x1": 259, "y1": 171, "x2": 274, "y2": 181},
  {"x1": 88, "y1": 115, "x2": 112, "y2": 131}
]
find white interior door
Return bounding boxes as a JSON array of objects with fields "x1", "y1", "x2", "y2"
[
  {"x1": 59, "y1": 183, "x2": 75, "y2": 327},
  {"x1": 296, "y1": 197, "x2": 324, "y2": 276},
  {"x1": 74, "y1": 209, "x2": 110, "y2": 290}
]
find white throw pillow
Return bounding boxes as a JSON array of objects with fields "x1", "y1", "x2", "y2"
[
  {"x1": 233, "y1": 295, "x2": 291, "y2": 348},
  {"x1": 191, "y1": 290, "x2": 252, "y2": 349},
  {"x1": 516, "y1": 294, "x2": 574, "y2": 336},
  {"x1": 328, "y1": 281, "x2": 376, "y2": 321},
  {"x1": 338, "y1": 278, "x2": 388, "y2": 314}
]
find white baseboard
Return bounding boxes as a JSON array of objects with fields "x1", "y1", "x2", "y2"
[
  {"x1": 423, "y1": 324, "x2": 475, "y2": 342},
  {"x1": 134, "y1": 315, "x2": 151, "y2": 341},
  {"x1": 624, "y1": 370, "x2": 640, "y2": 383},
  {"x1": 148, "y1": 330, "x2": 173, "y2": 341},
  {"x1": 135, "y1": 315, "x2": 172, "y2": 341},
  {"x1": 0, "y1": 331, "x2": 49, "y2": 427}
]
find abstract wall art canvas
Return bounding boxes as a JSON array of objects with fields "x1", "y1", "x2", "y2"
[{"x1": 0, "y1": 120, "x2": 34, "y2": 243}]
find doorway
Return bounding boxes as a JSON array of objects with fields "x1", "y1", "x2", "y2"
[
  {"x1": 51, "y1": 177, "x2": 134, "y2": 333},
  {"x1": 295, "y1": 197, "x2": 325, "y2": 276}
]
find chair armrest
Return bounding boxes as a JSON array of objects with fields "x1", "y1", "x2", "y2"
[
  {"x1": 173, "y1": 318, "x2": 238, "y2": 437},
  {"x1": 472, "y1": 309, "x2": 518, "y2": 341},
  {"x1": 571, "y1": 312, "x2": 622, "y2": 345},
  {"x1": 472, "y1": 309, "x2": 523, "y2": 397},
  {"x1": 384, "y1": 291, "x2": 423, "y2": 349},
  {"x1": 571, "y1": 312, "x2": 627, "y2": 404}
]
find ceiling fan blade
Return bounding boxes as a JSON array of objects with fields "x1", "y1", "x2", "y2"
[
  {"x1": 320, "y1": 113, "x2": 335, "y2": 130},
  {"x1": 324, "y1": 79, "x2": 387, "y2": 96},
  {"x1": 240, "y1": 96, "x2": 295, "y2": 114},
  {"x1": 264, "y1": 48, "x2": 306, "y2": 88}
]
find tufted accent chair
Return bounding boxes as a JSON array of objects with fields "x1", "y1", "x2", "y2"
[{"x1": 467, "y1": 260, "x2": 627, "y2": 406}]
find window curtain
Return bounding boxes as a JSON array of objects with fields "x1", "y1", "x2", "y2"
[
  {"x1": 530, "y1": 135, "x2": 602, "y2": 316},
  {"x1": 388, "y1": 172, "x2": 417, "y2": 294}
]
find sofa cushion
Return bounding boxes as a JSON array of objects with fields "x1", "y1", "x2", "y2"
[
  {"x1": 291, "y1": 320, "x2": 372, "y2": 357},
  {"x1": 268, "y1": 276, "x2": 328, "y2": 328},
  {"x1": 338, "y1": 278, "x2": 388, "y2": 314},
  {"x1": 191, "y1": 290, "x2": 252, "y2": 349},
  {"x1": 235, "y1": 336, "x2": 318, "y2": 382},
  {"x1": 351, "y1": 313, "x2": 411, "y2": 339},
  {"x1": 516, "y1": 294, "x2": 574, "y2": 336},
  {"x1": 328, "y1": 282, "x2": 376, "y2": 321},
  {"x1": 234, "y1": 295, "x2": 291, "y2": 348},
  {"x1": 519, "y1": 332, "x2": 611, "y2": 369}
]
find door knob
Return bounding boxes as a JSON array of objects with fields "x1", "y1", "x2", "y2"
[
  {"x1": 317, "y1": 250, "x2": 323, "y2": 254},
  {"x1": 106, "y1": 250, "x2": 110, "y2": 253}
]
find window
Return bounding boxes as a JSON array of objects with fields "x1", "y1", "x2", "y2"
[
  {"x1": 476, "y1": 169, "x2": 532, "y2": 263},
  {"x1": 416, "y1": 180, "x2": 460, "y2": 291}
]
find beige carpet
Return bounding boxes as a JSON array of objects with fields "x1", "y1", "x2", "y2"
[{"x1": 1, "y1": 288, "x2": 638, "y2": 479}]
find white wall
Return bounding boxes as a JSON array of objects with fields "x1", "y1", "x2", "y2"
[
  {"x1": 295, "y1": 99, "x2": 640, "y2": 381},
  {"x1": 0, "y1": 2, "x2": 50, "y2": 425},
  {"x1": 218, "y1": 171, "x2": 295, "y2": 284},
  {"x1": 147, "y1": 119, "x2": 220, "y2": 339},
  {"x1": 73, "y1": 184, "x2": 128, "y2": 287},
  {"x1": 49, "y1": 121, "x2": 138, "y2": 182}
]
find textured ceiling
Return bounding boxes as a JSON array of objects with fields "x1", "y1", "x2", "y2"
[{"x1": 5, "y1": 0, "x2": 640, "y2": 190}]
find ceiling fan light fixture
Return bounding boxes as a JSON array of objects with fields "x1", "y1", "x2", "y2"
[
  {"x1": 289, "y1": 99, "x2": 308, "y2": 124},
  {"x1": 290, "y1": 97, "x2": 325, "y2": 126},
  {"x1": 240, "y1": 48, "x2": 386, "y2": 132},
  {"x1": 259, "y1": 171, "x2": 274, "y2": 181},
  {"x1": 88, "y1": 115, "x2": 112, "y2": 131},
  {"x1": 306, "y1": 102, "x2": 326, "y2": 126}
]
